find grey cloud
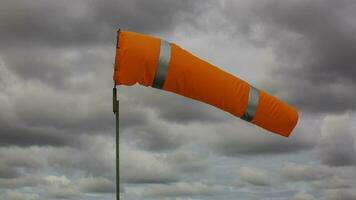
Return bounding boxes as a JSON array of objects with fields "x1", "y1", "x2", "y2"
[
  {"x1": 1, "y1": 0, "x2": 355, "y2": 199},
  {"x1": 281, "y1": 163, "x2": 333, "y2": 182},
  {"x1": 146, "y1": 182, "x2": 221, "y2": 197},
  {"x1": 0, "y1": 123, "x2": 76, "y2": 147},
  {"x1": 123, "y1": 86, "x2": 230, "y2": 125},
  {"x1": 0, "y1": 0, "x2": 206, "y2": 48},
  {"x1": 119, "y1": 101, "x2": 149, "y2": 130},
  {"x1": 142, "y1": 91, "x2": 230, "y2": 124},
  {"x1": 322, "y1": 189, "x2": 356, "y2": 200},
  {"x1": 0, "y1": 176, "x2": 44, "y2": 189},
  {"x1": 121, "y1": 147, "x2": 177, "y2": 184},
  {"x1": 44, "y1": 175, "x2": 80, "y2": 199},
  {"x1": 311, "y1": 176, "x2": 353, "y2": 189},
  {"x1": 120, "y1": 92, "x2": 188, "y2": 151},
  {"x1": 1, "y1": 46, "x2": 113, "y2": 90},
  {"x1": 123, "y1": 120, "x2": 185, "y2": 151},
  {"x1": 0, "y1": 62, "x2": 114, "y2": 147},
  {"x1": 47, "y1": 136, "x2": 115, "y2": 177},
  {"x1": 239, "y1": 167, "x2": 271, "y2": 187},
  {"x1": 0, "y1": 147, "x2": 44, "y2": 179},
  {"x1": 47, "y1": 185, "x2": 79, "y2": 199},
  {"x1": 292, "y1": 191, "x2": 317, "y2": 200},
  {"x1": 1, "y1": 191, "x2": 40, "y2": 200},
  {"x1": 164, "y1": 150, "x2": 209, "y2": 173},
  {"x1": 202, "y1": 116, "x2": 318, "y2": 156},
  {"x1": 79, "y1": 177, "x2": 115, "y2": 194},
  {"x1": 222, "y1": 0, "x2": 356, "y2": 113},
  {"x1": 318, "y1": 114, "x2": 356, "y2": 166}
]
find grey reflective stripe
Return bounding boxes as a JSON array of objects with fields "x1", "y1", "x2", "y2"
[
  {"x1": 152, "y1": 40, "x2": 171, "y2": 89},
  {"x1": 241, "y1": 86, "x2": 259, "y2": 122}
]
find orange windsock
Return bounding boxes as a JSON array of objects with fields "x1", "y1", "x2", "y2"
[{"x1": 114, "y1": 30, "x2": 298, "y2": 137}]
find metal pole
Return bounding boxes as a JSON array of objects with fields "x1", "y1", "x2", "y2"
[
  {"x1": 113, "y1": 29, "x2": 121, "y2": 200},
  {"x1": 113, "y1": 87, "x2": 120, "y2": 200}
]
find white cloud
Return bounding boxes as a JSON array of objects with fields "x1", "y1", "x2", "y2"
[{"x1": 239, "y1": 167, "x2": 271, "y2": 186}]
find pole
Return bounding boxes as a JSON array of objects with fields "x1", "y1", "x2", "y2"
[
  {"x1": 113, "y1": 87, "x2": 120, "y2": 200},
  {"x1": 114, "y1": 29, "x2": 121, "y2": 200}
]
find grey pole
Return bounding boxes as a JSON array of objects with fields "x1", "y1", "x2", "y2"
[
  {"x1": 113, "y1": 29, "x2": 121, "y2": 200},
  {"x1": 113, "y1": 86, "x2": 119, "y2": 200}
]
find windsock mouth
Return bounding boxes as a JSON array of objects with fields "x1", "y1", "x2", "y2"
[{"x1": 113, "y1": 29, "x2": 121, "y2": 85}]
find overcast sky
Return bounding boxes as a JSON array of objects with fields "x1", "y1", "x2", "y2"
[{"x1": 1, "y1": 0, "x2": 356, "y2": 199}]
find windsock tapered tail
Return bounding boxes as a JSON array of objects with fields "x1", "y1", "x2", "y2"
[{"x1": 113, "y1": 30, "x2": 298, "y2": 137}]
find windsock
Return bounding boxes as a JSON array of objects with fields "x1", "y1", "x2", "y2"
[{"x1": 113, "y1": 30, "x2": 298, "y2": 137}]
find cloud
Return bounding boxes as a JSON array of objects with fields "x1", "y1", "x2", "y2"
[
  {"x1": 163, "y1": 150, "x2": 209, "y2": 173},
  {"x1": 0, "y1": 0, "x2": 208, "y2": 49},
  {"x1": 311, "y1": 176, "x2": 353, "y2": 189},
  {"x1": 120, "y1": 147, "x2": 177, "y2": 183},
  {"x1": 318, "y1": 113, "x2": 356, "y2": 166},
  {"x1": 1, "y1": 191, "x2": 40, "y2": 200},
  {"x1": 125, "y1": 87, "x2": 230, "y2": 124},
  {"x1": 221, "y1": 0, "x2": 356, "y2": 113},
  {"x1": 47, "y1": 136, "x2": 115, "y2": 177},
  {"x1": 122, "y1": 119, "x2": 185, "y2": 151},
  {"x1": 44, "y1": 175, "x2": 80, "y2": 199},
  {"x1": 281, "y1": 163, "x2": 333, "y2": 182},
  {"x1": 0, "y1": 61, "x2": 114, "y2": 147},
  {"x1": 79, "y1": 177, "x2": 115, "y2": 193},
  {"x1": 146, "y1": 182, "x2": 221, "y2": 197},
  {"x1": 0, "y1": 176, "x2": 44, "y2": 189},
  {"x1": 201, "y1": 116, "x2": 318, "y2": 156},
  {"x1": 292, "y1": 191, "x2": 317, "y2": 200},
  {"x1": 47, "y1": 185, "x2": 79, "y2": 199},
  {"x1": 239, "y1": 167, "x2": 271, "y2": 186},
  {"x1": 0, "y1": 147, "x2": 45, "y2": 179},
  {"x1": 1, "y1": 0, "x2": 356, "y2": 199},
  {"x1": 322, "y1": 189, "x2": 356, "y2": 200}
]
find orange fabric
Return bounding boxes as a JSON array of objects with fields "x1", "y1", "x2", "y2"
[
  {"x1": 251, "y1": 91, "x2": 298, "y2": 136},
  {"x1": 114, "y1": 31, "x2": 160, "y2": 86},
  {"x1": 114, "y1": 30, "x2": 299, "y2": 137}
]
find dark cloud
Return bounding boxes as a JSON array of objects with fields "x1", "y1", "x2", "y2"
[
  {"x1": 1, "y1": 0, "x2": 355, "y2": 199},
  {"x1": 0, "y1": 0, "x2": 205, "y2": 48},
  {"x1": 202, "y1": 117, "x2": 318, "y2": 156},
  {"x1": 222, "y1": 0, "x2": 356, "y2": 113},
  {"x1": 0, "y1": 62, "x2": 114, "y2": 147},
  {"x1": 0, "y1": 147, "x2": 44, "y2": 179},
  {"x1": 122, "y1": 86, "x2": 230, "y2": 125}
]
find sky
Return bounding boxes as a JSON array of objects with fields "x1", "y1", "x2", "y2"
[{"x1": 1, "y1": 0, "x2": 356, "y2": 199}]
